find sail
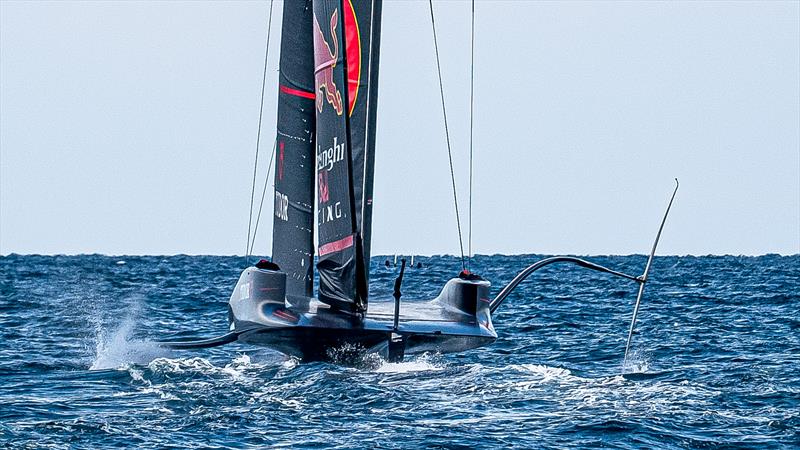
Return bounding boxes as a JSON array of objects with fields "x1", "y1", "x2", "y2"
[
  {"x1": 313, "y1": 0, "x2": 382, "y2": 313},
  {"x1": 348, "y1": 0, "x2": 383, "y2": 298},
  {"x1": 272, "y1": 0, "x2": 316, "y2": 297}
]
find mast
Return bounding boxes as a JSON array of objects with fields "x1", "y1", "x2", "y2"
[
  {"x1": 271, "y1": 0, "x2": 316, "y2": 297},
  {"x1": 313, "y1": 0, "x2": 382, "y2": 314}
]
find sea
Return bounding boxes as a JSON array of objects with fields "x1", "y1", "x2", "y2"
[{"x1": 0, "y1": 254, "x2": 797, "y2": 449}]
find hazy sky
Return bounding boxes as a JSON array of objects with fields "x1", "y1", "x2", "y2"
[{"x1": 1, "y1": 1, "x2": 798, "y2": 256}]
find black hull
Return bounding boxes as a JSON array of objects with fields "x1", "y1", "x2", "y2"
[
  {"x1": 228, "y1": 267, "x2": 496, "y2": 362},
  {"x1": 235, "y1": 323, "x2": 495, "y2": 362}
]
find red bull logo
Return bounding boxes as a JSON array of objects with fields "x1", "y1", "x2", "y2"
[{"x1": 314, "y1": 9, "x2": 343, "y2": 115}]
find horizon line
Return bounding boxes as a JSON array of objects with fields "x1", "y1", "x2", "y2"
[{"x1": 2, "y1": 252, "x2": 798, "y2": 258}]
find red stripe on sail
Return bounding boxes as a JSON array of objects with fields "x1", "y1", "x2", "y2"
[
  {"x1": 278, "y1": 141, "x2": 284, "y2": 181},
  {"x1": 279, "y1": 85, "x2": 315, "y2": 100},
  {"x1": 318, "y1": 235, "x2": 354, "y2": 256},
  {"x1": 343, "y1": 0, "x2": 361, "y2": 116}
]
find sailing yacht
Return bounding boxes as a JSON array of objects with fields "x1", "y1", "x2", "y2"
[{"x1": 160, "y1": 0, "x2": 677, "y2": 364}]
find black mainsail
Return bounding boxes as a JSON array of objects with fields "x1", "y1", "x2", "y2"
[
  {"x1": 272, "y1": 0, "x2": 316, "y2": 297},
  {"x1": 313, "y1": 0, "x2": 382, "y2": 314}
]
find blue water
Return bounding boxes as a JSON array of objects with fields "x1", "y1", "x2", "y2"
[{"x1": 1, "y1": 254, "x2": 798, "y2": 448}]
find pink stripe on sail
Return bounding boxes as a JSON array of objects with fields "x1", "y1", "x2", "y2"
[{"x1": 318, "y1": 235, "x2": 354, "y2": 256}]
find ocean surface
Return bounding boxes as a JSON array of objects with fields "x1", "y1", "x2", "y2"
[{"x1": 0, "y1": 254, "x2": 798, "y2": 448}]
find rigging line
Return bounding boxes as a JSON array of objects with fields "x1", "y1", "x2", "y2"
[
  {"x1": 248, "y1": 139, "x2": 277, "y2": 256},
  {"x1": 245, "y1": 0, "x2": 275, "y2": 266},
  {"x1": 468, "y1": 0, "x2": 475, "y2": 270},
  {"x1": 428, "y1": 0, "x2": 466, "y2": 271}
]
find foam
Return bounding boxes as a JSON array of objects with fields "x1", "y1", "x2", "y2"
[
  {"x1": 375, "y1": 354, "x2": 444, "y2": 373},
  {"x1": 90, "y1": 313, "x2": 170, "y2": 370}
]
